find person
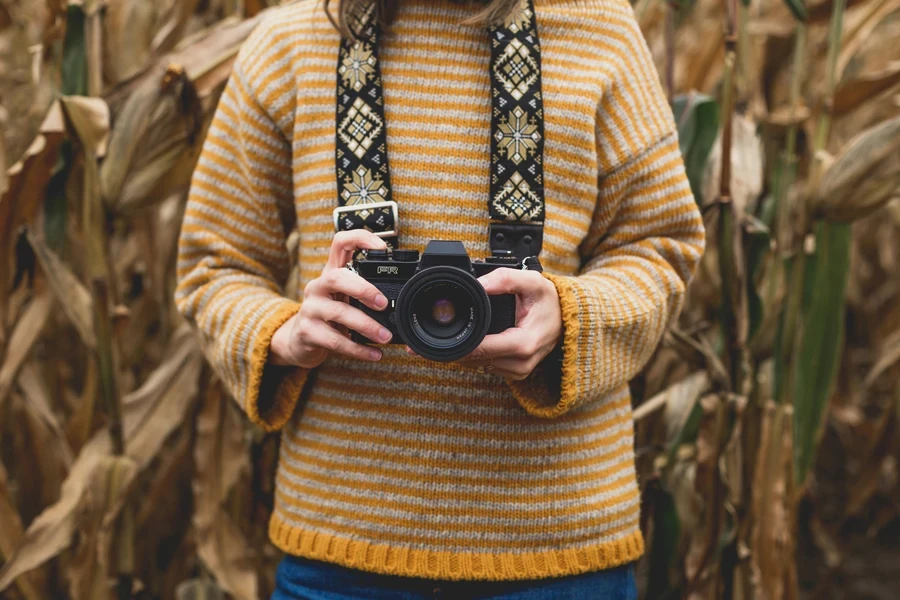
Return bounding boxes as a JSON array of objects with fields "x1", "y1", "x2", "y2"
[{"x1": 174, "y1": 0, "x2": 705, "y2": 596}]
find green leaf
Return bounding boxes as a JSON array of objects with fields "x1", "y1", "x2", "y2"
[
  {"x1": 783, "y1": 0, "x2": 808, "y2": 22},
  {"x1": 672, "y1": 93, "x2": 720, "y2": 205},
  {"x1": 60, "y1": 5, "x2": 88, "y2": 96},
  {"x1": 792, "y1": 222, "x2": 851, "y2": 485},
  {"x1": 44, "y1": 5, "x2": 89, "y2": 252}
]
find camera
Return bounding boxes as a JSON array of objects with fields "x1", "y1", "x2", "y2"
[{"x1": 349, "y1": 240, "x2": 532, "y2": 362}]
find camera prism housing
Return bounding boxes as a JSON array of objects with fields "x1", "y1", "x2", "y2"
[{"x1": 349, "y1": 240, "x2": 521, "y2": 362}]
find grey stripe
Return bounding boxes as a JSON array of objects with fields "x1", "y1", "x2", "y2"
[
  {"x1": 276, "y1": 465, "x2": 637, "y2": 518},
  {"x1": 278, "y1": 440, "x2": 636, "y2": 498},
  {"x1": 282, "y1": 420, "x2": 634, "y2": 465},
  {"x1": 273, "y1": 495, "x2": 641, "y2": 547}
]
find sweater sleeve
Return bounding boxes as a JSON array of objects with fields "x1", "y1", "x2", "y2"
[
  {"x1": 174, "y1": 22, "x2": 307, "y2": 432},
  {"x1": 507, "y1": 11, "x2": 706, "y2": 418}
]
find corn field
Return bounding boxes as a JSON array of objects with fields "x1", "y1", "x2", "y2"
[{"x1": 0, "y1": 0, "x2": 898, "y2": 598}]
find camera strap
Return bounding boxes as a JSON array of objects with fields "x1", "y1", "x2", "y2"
[{"x1": 334, "y1": 0, "x2": 545, "y2": 260}]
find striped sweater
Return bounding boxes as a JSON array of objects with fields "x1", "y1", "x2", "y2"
[{"x1": 175, "y1": 0, "x2": 705, "y2": 582}]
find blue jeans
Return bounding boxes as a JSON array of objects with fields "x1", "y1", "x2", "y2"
[{"x1": 272, "y1": 555, "x2": 637, "y2": 600}]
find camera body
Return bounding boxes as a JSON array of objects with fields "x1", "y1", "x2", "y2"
[{"x1": 349, "y1": 241, "x2": 524, "y2": 362}]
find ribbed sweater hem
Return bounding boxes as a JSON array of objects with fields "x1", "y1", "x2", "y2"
[{"x1": 268, "y1": 513, "x2": 644, "y2": 581}]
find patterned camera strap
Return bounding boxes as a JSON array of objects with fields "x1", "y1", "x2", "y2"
[{"x1": 335, "y1": 0, "x2": 545, "y2": 258}]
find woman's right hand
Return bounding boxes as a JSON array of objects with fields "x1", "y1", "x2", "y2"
[{"x1": 269, "y1": 230, "x2": 393, "y2": 368}]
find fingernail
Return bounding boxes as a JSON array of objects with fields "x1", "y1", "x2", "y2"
[
  {"x1": 375, "y1": 294, "x2": 388, "y2": 309},
  {"x1": 378, "y1": 328, "x2": 392, "y2": 342},
  {"x1": 369, "y1": 349, "x2": 382, "y2": 361}
]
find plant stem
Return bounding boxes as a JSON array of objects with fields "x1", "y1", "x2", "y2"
[
  {"x1": 814, "y1": 0, "x2": 847, "y2": 152},
  {"x1": 717, "y1": 0, "x2": 748, "y2": 395}
]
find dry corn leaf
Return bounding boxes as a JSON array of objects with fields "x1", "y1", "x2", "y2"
[
  {"x1": 67, "y1": 455, "x2": 137, "y2": 600},
  {"x1": 863, "y1": 329, "x2": 900, "y2": 388},
  {"x1": 58, "y1": 96, "x2": 110, "y2": 157},
  {"x1": 18, "y1": 362, "x2": 75, "y2": 468},
  {"x1": 0, "y1": 462, "x2": 47, "y2": 600},
  {"x1": 0, "y1": 103, "x2": 65, "y2": 311},
  {"x1": 633, "y1": 371, "x2": 709, "y2": 424},
  {"x1": 0, "y1": 431, "x2": 106, "y2": 592},
  {"x1": 26, "y1": 230, "x2": 96, "y2": 349},
  {"x1": 99, "y1": 67, "x2": 202, "y2": 214},
  {"x1": 749, "y1": 402, "x2": 795, "y2": 600},
  {"x1": 702, "y1": 114, "x2": 765, "y2": 216},
  {"x1": 813, "y1": 116, "x2": 900, "y2": 222},
  {"x1": 193, "y1": 380, "x2": 256, "y2": 600},
  {"x1": 103, "y1": 0, "x2": 163, "y2": 85},
  {"x1": 834, "y1": 60, "x2": 900, "y2": 115},
  {"x1": 120, "y1": 325, "x2": 203, "y2": 459},
  {"x1": 0, "y1": 327, "x2": 202, "y2": 592},
  {"x1": 0, "y1": 289, "x2": 53, "y2": 407},
  {"x1": 836, "y1": 0, "x2": 900, "y2": 80}
]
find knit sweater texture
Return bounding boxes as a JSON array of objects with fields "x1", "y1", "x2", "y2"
[{"x1": 175, "y1": 0, "x2": 705, "y2": 582}]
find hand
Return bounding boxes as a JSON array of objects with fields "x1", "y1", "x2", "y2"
[
  {"x1": 269, "y1": 230, "x2": 393, "y2": 368},
  {"x1": 456, "y1": 268, "x2": 563, "y2": 380}
]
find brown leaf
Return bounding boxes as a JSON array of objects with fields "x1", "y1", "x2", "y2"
[
  {"x1": 121, "y1": 325, "x2": 203, "y2": 462},
  {"x1": 814, "y1": 116, "x2": 900, "y2": 222},
  {"x1": 58, "y1": 96, "x2": 110, "y2": 158},
  {"x1": 26, "y1": 230, "x2": 96, "y2": 349},
  {"x1": 18, "y1": 362, "x2": 75, "y2": 467},
  {"x1": 702, "y1": 115, "x2": 765, "y2": 216},
  {"x1": 0, "y1": 327, "x2": 202, "y2": 592},
  {"x1": 864, "y1": 329, "x2": 900, "y2": 388},
  {"x1": 193, "y1": 380, "x2": 256, "y2": 600},
  {"x1": 0, "y1": 431, "x2": 105, "y2": 592},
  {"x1": 633, "y1": 371, "x2": 708, "y2": 425},
  {"x1": 835, "y1": 0, "x2": 900, "y2": 81},
  {"x1": 0, "y1": 102, "x2": 65, "y2": 312},
  {"x1": 764, "y1": 104, "x2": 811, "y2": 129},
  {"x1": 834, "y1": 61, "x2": 900, "y2": 115},
  {"x1": 67, "y1": 456, "x2": 137, "y2": 600},
  {"x1": 102, "y1": 0, "x2": 164, "y2": 85},
  {"x1": 749, "y1": 402, "x2": 796, "y2": 600},
  {"x1": 99, "y1": 66, "x2": 203, "y2": 214},
  {"x1": 0, "y1": 290, "x2": 53, "y2": 408},
  {"x1": 0, "y1": 463, "x2": 47, "y2": 600}
]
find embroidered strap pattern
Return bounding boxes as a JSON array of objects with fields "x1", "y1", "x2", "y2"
[
  {"x1": 335, "y1": 0, "x2": 544, "y2": 250},
  {"x1": 488, "y1": 0, "x2": 544, "y2": 223},
  {"x1": 335, "y1": 6, "x2": 398, "y2": 248}
]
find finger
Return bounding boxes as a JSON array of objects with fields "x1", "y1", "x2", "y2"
[
  {"x1": 306, "y1": 299, "x2": 393, "y2": 344},
  {"x1": 478, "y1": 267, "x2": 544, "y2": 296},
  {"x1": 463, "y1": 358, "x2": 528, "y2": 380},
  {"x1": 306, "y1": 321, "x2": 383, "y2": 361},
  {"x1": 461, "y1": 328, "x2": 535, "y2": 362},
  {"x1": 326, "y1": 230, "x2": 387, "y2": 270},
  {"x1": 311, "y1": 268, "x2": 388, "y2": 310}
]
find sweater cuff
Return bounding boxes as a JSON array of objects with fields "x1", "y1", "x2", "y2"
[
  {"x1": 506, "y1": 272, "x2": 584, "y2": 418},
  {"x1": 243, "y1": 299, "x2": 309, "y2": 432}
]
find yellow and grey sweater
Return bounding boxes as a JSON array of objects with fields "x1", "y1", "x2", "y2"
[{"x1": 175, "y1": 0, "x2": 704, "y2": 582}]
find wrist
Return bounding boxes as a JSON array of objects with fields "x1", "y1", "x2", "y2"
[{"x1": 269, "y1": 315, "x2": 296, "y2": 366}]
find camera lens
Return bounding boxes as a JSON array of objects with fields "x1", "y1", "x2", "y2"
[
  {"x1": 431, "y1": 298, "x2": 456, "y2": 326},
  {"x1": 395, "y1": 267, "x2": 491, "y2": 362}
]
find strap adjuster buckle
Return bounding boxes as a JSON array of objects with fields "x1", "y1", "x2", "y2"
[{"x1": 332, "y1": 200, "x2": 399, "y2": 239}]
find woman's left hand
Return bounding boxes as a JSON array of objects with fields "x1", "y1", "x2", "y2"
[{"x1": 456, "y1": 268, "x2": 563, "y2": 380}]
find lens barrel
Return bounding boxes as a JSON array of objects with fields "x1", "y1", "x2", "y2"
[{"x1": 395, "y1": 266, "x2": 491, "y2": 362}]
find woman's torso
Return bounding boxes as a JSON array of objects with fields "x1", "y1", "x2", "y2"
[{"x1": 256, "y1": 0, "x2": 649, "y2": 580}]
